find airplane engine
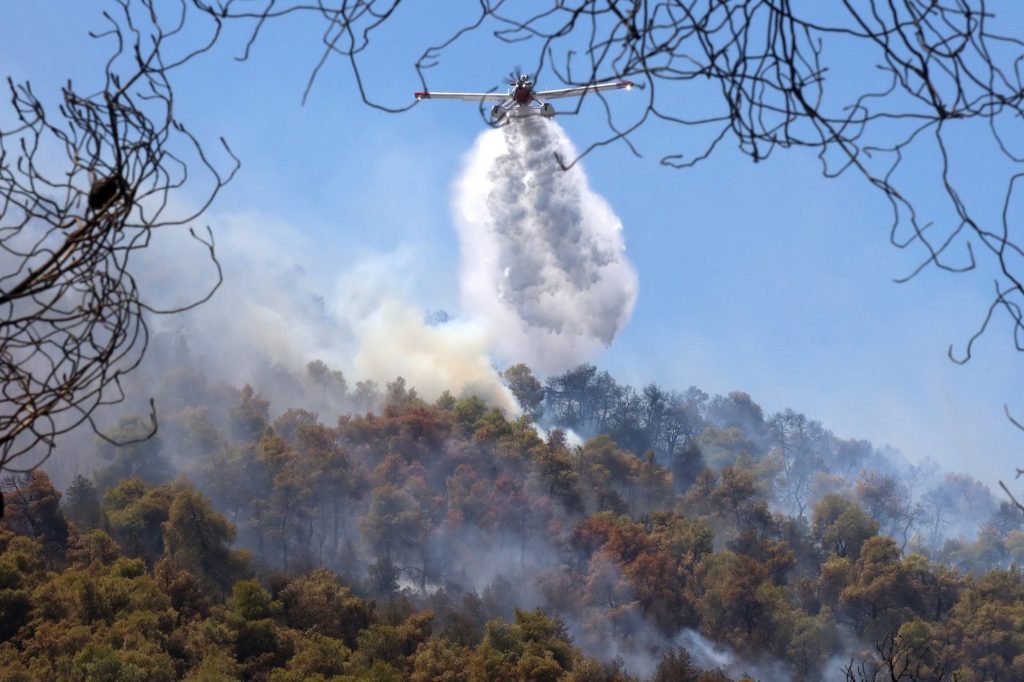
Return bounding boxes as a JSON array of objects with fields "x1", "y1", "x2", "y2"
[
  {"x1": 541, "y1": 103, "x2": 555, "y2": 118},
  {"x1": 491, "y1": 105, "x2": 507, "y2": 122}
]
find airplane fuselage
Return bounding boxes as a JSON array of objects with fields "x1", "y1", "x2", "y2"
[{"x1": 512, "y1": 85, "x2": 533, "y2": 104}]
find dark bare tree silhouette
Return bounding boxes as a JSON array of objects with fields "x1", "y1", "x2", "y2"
[
  {"x1": 0, "y1": 0, "x2": 238, "y2": 513},
  {"x1": 842, "y1": 628, "x2": 957, "y2": 681}
]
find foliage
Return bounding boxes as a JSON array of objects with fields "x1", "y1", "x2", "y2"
[{"x1": 1, "y1": 366, "x2": 1023, "y2": 679}]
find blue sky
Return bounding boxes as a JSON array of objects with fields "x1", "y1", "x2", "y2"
[{"x1": 4, "y1": 2, "x2": 1022, "y2": 489}]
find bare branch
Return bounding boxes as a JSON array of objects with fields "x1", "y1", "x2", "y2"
[{"x1": 0, "y1": 0, "x2": 236, "y2": 492}]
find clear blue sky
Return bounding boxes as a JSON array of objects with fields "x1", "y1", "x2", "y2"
[{"x1": 4, "y1": 2, "x2": 1022, "y2": 490}]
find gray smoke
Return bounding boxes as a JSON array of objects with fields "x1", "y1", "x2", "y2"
[{"x1": 453, "y1": 117, "x2": 638, "y2": 373}]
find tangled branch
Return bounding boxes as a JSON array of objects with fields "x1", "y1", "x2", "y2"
[{"x1": 0, "y1": 0, "x2": 238, "y2": 482}]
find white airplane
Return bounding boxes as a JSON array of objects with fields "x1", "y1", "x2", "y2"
[{"x1": 414, "y1": 74, "x2": 633, "y2": 122}]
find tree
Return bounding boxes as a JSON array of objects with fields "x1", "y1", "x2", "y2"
[
  {"x1": 842, "y1": 624, "x2": 955, "y2": 682},
  {"x1": 103, "y1": 477, "x2": 180, "y2": 564},
  {"x1": 0, "y1": 534, "x2": 44, "y2": 642},
  {"x1": 230, "y1": 385, "x2": 271, "y2": 443},
  {"x1": 66, "y1": 528, "x2": 122, "y2": 568},
  {"x1": 696, "y1": 550, "x2": 776, "y2": 647},
  {"x1": 469, "y1": 609, "x2": 578, "y2": 681},
  {"x1": 306, "y1": 359, "x2": 348, "y2": 402},
  {"x1": 854, "y1": 472, "x2": 924, "y2": 551},
  {"x1": 0, "y1": 0, "x2": 234, "y2": 496},
  {"x1": 160, "y1": 487, "x2": 248, "y2": 593},
  {"x1": 660, "y1": 389, "x2": 706, "y2": 478},
  {"x1": 544, "y1": 365, "x2": 622, "y2": 432},
  {"x1": 278, "y1": 569, "x2": 372, "y2": 648},
  {"x1": 273, "y1": 631, "x2": 351, "y2": 681},
  {"x1": 839, "y1": 537, "x2": 933, "y2": 642},
  {"x1": 0, "y1": 471, "x2": 69, "y2": 561},
  {"x1": 697, "y1": 426, "x2": 762, "y2": 471},
  {"x1": 936, "y1": 568, "x2": 1024, "y2": 679},
  {"x1": 410, "y1": 638, "x2": 471, "y2": 682},
  {"x1": 768, "y1": 409, "x2": 824, "y2": 518},
  {"x1": 812, "y1": 494, "x2": 880, "y2": 560},
  {"x1": 651, "y1": 648, "x2": 703, "y2": 682},
  {"x1": 501, "y1": 364, "x2": 545, "y2": 421},
  {"x1": 63, "y1": 475, "x2": 102, "y2": 532},
  {"x1": 698, "y1": 463, "x2": 772, "y2": 538},
  {"x1": 349, "y1": 611, "x2": 433, "y2": 675},
  {"x1": 528, "y1": 436, "x2": 583, "y2": 513}
]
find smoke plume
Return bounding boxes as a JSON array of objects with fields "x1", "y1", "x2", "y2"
[
  {"x1": 132, "y1": 117, "x2": 637, "y2": 416},
  {"x1": 454, "y1": 117, "x2": 638, "y2": 373},
  {"x1": 136, "y1": 217, "x2": 519, "y2": 414}
]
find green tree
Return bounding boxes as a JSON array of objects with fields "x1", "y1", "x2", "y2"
[
  {"x1": 838, "y1": 537, "x2": 929, "y2": 641},
  {"x1": 0, "y1": 471, "x2": 69, "y2": 562},
  {"x1": 361, "y1": 485, "x2": 429, "y2": 569},
  {"x1": 469, "y1": 610, "x2": 578, "y2": 682},
  {"x1": 66, "y1": 529, "x2": 122, "y2": 568},
  {"x1": 501, "y1": 364, "x2": 545, "y2": 421},
  {"x1": 410, "y1": 637, "x2": 471, "y2": 682},
  {"x1": 812, "y1": 494, "x2": 879, "y2": 560},
  {"x1": 349, "y1": 611, "x2": 433, "y2": 674},
  {"x1": 651, "y1": 648, "x2": 703, "y2": 682},
  {"x1": 307, "y1": 358, "x2": 348, "y2": 401},
  {"x1": 269, "y1": 631, "x2": 350, "y2": 681},
  {"x1": 63, "y1": 475, "x2": 103, "y2": 532},
  {"x1": 278, "y1": 569, "x2": 372, "y2": 648},
  {"x1": 696, "y1": 550, "x2": 776, "y2": 646},
  {"x1": 227, "y1": 579, "x2": 274, "y2": 620},
  {"x1": 103, "y1": 478, "x2": 179, "y2": 564},
  {"x1": 160, "y1": 487, "x2": 249, "y2": 593},
  {"x1": 937, "y1": 568, "x2": 1024, "y2": 680},
  {"x1": 0, "y1": 534, "x2": 43, "y2": 642}
]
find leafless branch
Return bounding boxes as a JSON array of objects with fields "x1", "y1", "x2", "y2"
[{"x1": 0, "y1": 0, "x2": 238, "y2": 493}]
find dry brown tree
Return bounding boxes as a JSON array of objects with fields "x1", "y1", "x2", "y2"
[{"x1": 0, "y1": 0, "x2": 238, "y2": 514}]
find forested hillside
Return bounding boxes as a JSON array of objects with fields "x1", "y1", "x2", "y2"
[{"x1": 2, "y1": 349, "x2": 1023, "y2": 681}]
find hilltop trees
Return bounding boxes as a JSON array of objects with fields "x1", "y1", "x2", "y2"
[{"x1": 2, "y1": 362, "x2": 1024, "y2": 679}]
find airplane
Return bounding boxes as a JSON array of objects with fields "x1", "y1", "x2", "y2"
[{"x1": 414, "y1": 73, "x2": 633, "y2": 123}]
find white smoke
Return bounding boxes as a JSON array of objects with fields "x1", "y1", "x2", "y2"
[
  {"x1": 347, "y1": 296, "x2": 519, "y2": 413},
  {"x1": 132, "y1": 117, "x2": 636, "y2": 414},
  {"x1": 137, "y1": 214, "x2": 519, "y2": 414},
  {"x1": 453, "y1": 117, "x2": 638, "y2": 373}
]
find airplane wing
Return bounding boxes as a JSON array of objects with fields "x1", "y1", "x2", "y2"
[
  {"x1": 534, "y1": 80, "x2": 634, "y2": 100},
  {"x1": 414, "y1": 91, "x2": 509, "y2": 102}
]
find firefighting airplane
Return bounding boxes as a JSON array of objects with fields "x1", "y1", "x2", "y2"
[{"x1": 414, "y1": 74, "x2": 633, "y2": 123}]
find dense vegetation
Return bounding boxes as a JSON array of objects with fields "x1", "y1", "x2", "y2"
[{"x1": 2, "y1": 352, "x2": 1023, "y2": 681}]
